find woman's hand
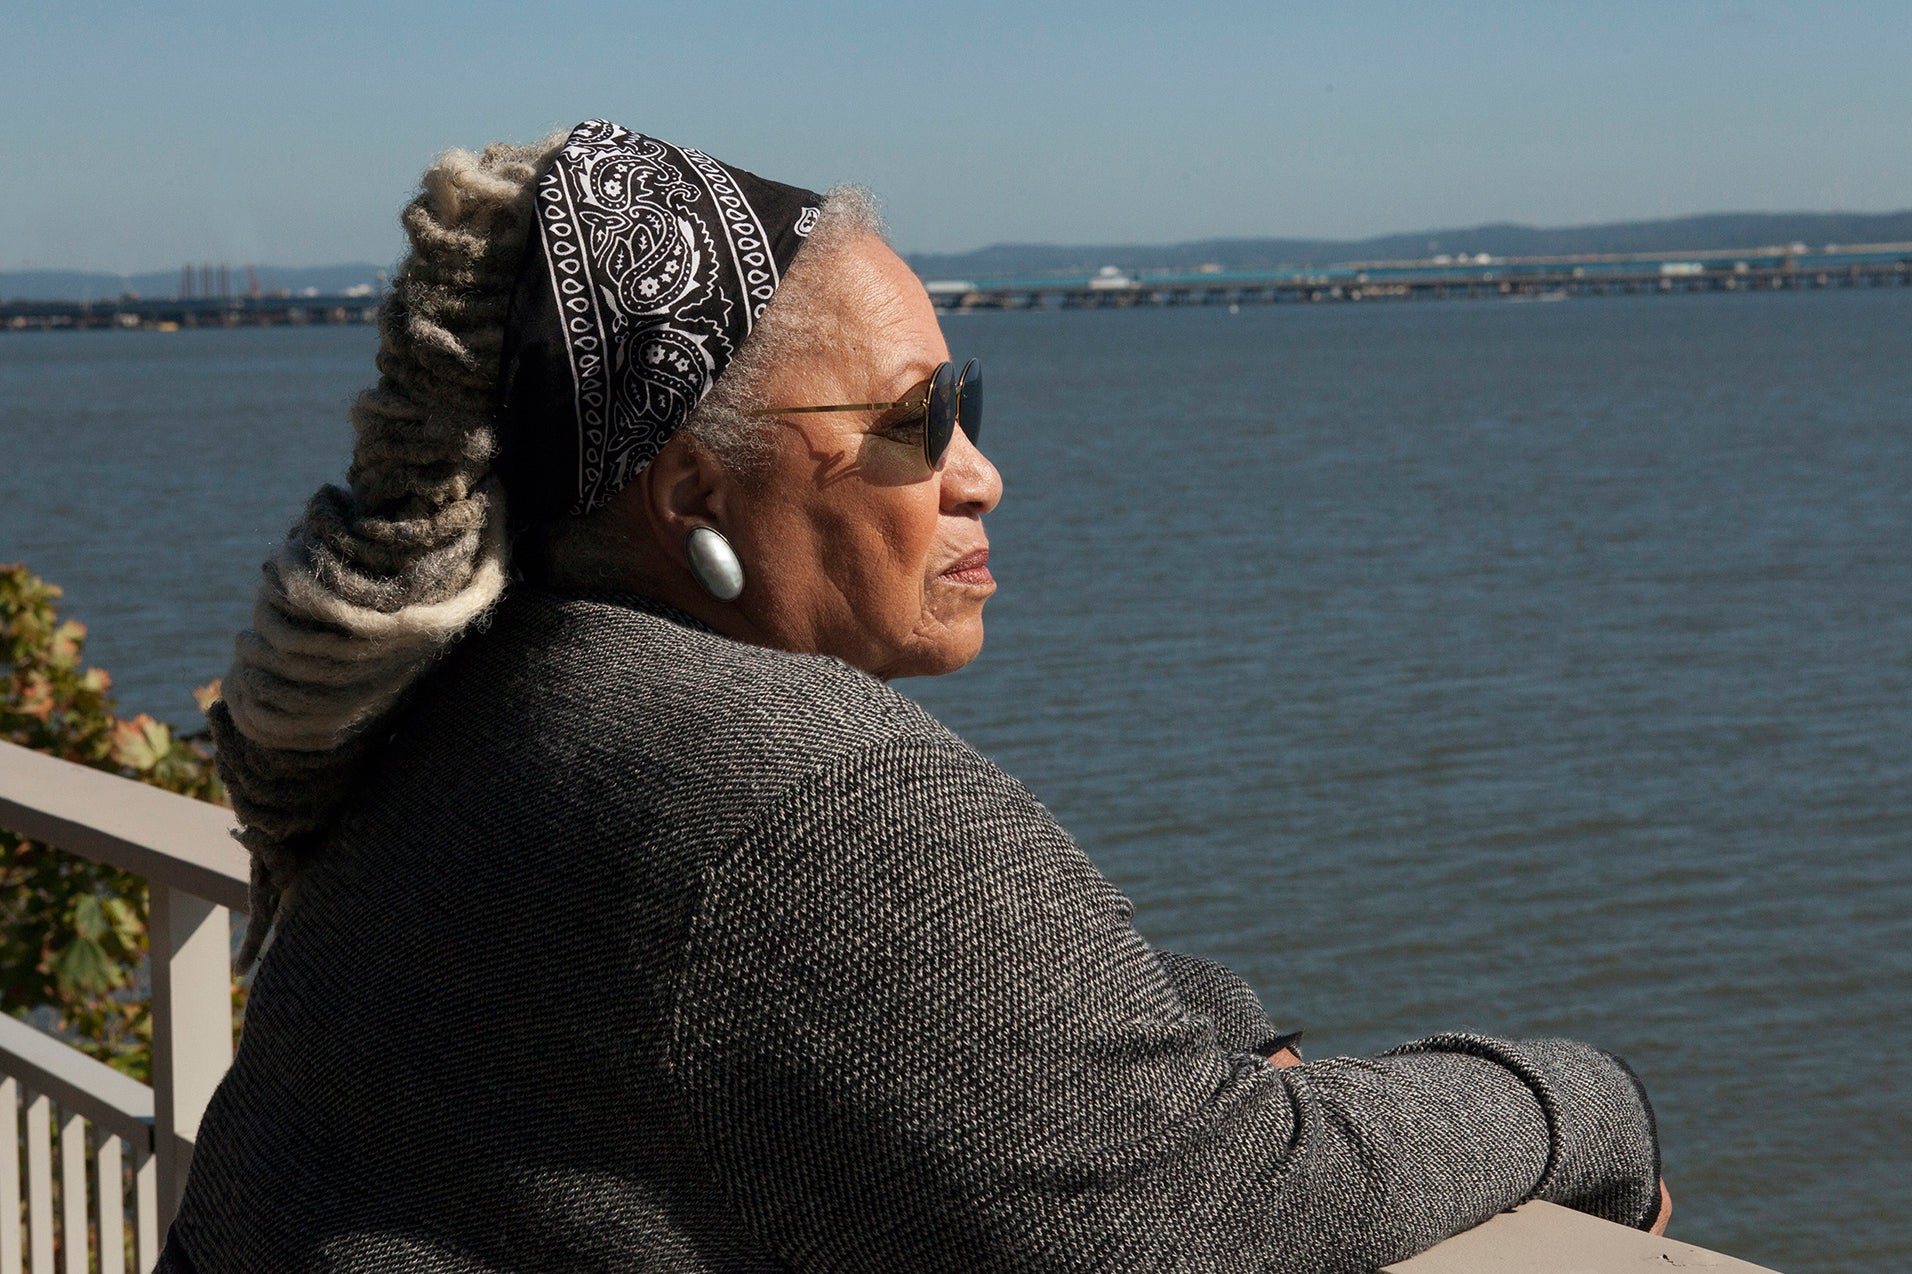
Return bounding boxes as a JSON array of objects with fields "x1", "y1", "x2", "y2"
[
  {"x1": 1269, "y1": 1047, "x2": 1302, "y2": 1069},
  {"x1": 1649, "y1": 1180, "x2": 1672, "y2": 1235}
]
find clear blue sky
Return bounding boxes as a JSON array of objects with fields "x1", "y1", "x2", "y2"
[{"x1": 5, "y1": 1, "x2": 1909, "y2": 273}]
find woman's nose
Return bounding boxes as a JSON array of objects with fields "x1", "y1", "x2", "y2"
[{"x1": 940, "y1": 429, "x2": 1002, "y2": 516}]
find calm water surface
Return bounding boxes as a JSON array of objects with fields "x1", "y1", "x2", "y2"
[{"x1": 3, "y1": 291, "x2": 1908, "y2": 1272}]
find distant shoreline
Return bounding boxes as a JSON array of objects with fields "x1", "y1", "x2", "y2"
[
  {"x1": 918, "y1": 245, "x2": 1912, "y2": 312},
  {"x1": 904, "y1": 210, "x2": 1912, "y2": 283},
  {"x1": 9, "y1": 210, "x2": 1912, "y2": 305},
  {"x1": 11, "y1": 247, "x2": 1908, "y2": 331}
]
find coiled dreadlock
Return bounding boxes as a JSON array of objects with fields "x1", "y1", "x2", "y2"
[{"x1": 210, "y1": 136, "x2": 561, "y2": 966}]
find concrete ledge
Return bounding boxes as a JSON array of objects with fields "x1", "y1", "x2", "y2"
[{"x1": 1386, "y1": 1201, "x2": 1780, "y2": 1272}]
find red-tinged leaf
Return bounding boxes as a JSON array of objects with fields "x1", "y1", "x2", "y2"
[
  {"x1": 109, "y1": 714, "x2": 171, "y2": 772},
  {"x1": 48, "y1": 619, "x2": 86, "y2": 667},
  {"x1": 192, "y1": 679, "x2": 222, "y2": 715},
  {"x1": 16, "y1": 672, "x2": 54, "y2": 721}
]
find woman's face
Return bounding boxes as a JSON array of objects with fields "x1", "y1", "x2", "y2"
[{"x1": 722, "y1": 233, "x2": 1003, "y2": 680}]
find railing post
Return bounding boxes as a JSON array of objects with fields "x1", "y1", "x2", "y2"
[{"x1": 148, "y1": 885, "x2": 231, "y2": 1240}]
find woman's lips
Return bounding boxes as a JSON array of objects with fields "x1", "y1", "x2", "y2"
[{"x1": 941, "y1": 548, "x2": 993, "y2": 587}]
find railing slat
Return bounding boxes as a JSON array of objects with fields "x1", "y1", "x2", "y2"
[
  {"x1": 133, "y1": 1150, "x2": 156, "y2": 1274},
  {"x1": 57, "y1": 1112, "x2": 85, "y2": 1274},
  {"x1": 96, "y1": 1133, "x2": 125, "y2": 1274},
  {"x1": 0, "y1": 740, "x2": 248, "y2": 914},
  {"x1": 1, "y1": 1077, "x2": 20, "y2": 1274},
  {"x1": 0, "y1": 1018, "x2": 152, "y2": 1148},
  {"x1": 25, "y1": 1093, "x2": 51, "y2": 1274}
]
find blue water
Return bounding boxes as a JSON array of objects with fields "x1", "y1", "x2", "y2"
[{"x1": 3, "y1": 289, "x2": 1908, "y2": 1272}]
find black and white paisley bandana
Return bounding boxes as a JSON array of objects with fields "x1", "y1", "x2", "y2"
[{"x1": 497, "y1": 120, "x2": 823, "y2": 522}]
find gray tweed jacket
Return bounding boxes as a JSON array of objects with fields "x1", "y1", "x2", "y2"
[{"x1": 168, "y1": 589, "x2": 1661, "y2": 1273}]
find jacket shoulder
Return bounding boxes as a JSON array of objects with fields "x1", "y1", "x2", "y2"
[{"x1": 415, "y1": 587, "x2": 954, "y2": 793}]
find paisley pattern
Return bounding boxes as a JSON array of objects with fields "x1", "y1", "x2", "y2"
[{"x1": 519, "y1": 120, "x2": 820, "y2": 516}]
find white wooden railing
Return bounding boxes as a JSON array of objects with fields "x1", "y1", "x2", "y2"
[
  {"x1": 0, "y1": 739, "x2": 244, "y2": 1274},
  {"x1": 0, "y1": 737, "x2": 1780, "y2": 1273},
  {"x1": 0, "y1": 1014, "x2": 155, "y2": 1273}
]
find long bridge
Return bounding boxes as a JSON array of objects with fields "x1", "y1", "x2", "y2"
[
  {"x1": 5, "y1": 246, "x2": 1909, "y2": 332},
  {"x1": 924, "y1": 244, "x2": 1912, "y2": 311},
  {"x1": 1, "y1": 293, "x2": 381, "y2": 333}
]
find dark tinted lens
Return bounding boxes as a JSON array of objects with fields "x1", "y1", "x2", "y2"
[
  {"x1": 924, "y1": 361, "x2": 957, "y2": 468},
  {"x1": 956, "y1": 358, "x2": 981, "y2": 444}
]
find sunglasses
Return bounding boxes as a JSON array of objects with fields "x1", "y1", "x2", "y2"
[{"x1": 744, "y1": 358, "x2": 982, "y2": 471}]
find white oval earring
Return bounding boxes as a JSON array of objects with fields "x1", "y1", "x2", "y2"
[{"x1": 685, "y1": 526, "x2": 745, "y2": 601}]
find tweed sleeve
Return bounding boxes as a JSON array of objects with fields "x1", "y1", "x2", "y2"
[
  {"x1": 669, "y1": 737, "x2": 1661, "y2": 1273},
  {"x1": 1153, "y1": 949, "x2": 1294, "y2": 1057},
  {"x1": 1383, "y1": 1033, "x2": 1662, "y2": 1226}
]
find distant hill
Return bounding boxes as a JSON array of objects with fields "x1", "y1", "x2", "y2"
[
  {"x1": 10, "y1": 210, "x2": 1912, "y2": 300},
  {"x1": 905, "y1": 211, "x2": 1912, "y2": 280},
  {"x1": 0, "y1": 264, "x2": 388, "y2": 303}
]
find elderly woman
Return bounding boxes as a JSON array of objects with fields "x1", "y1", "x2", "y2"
[{"x1": 164, "y1": 122, "x2": 1665, "y2": 1273}]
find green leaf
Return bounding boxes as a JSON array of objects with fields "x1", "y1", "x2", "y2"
[
  {"x1": 50, "y1": 936, "x2": 115, "y2": 998},
  {"x1": 101, "y1": 895, "x2": 143, "y2": 952},
  {"x1": 70, "y1": 893, "x2": 107, "y2": 942}
]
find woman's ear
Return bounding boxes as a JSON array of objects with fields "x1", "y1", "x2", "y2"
[{"x1": 637, "y1": 434, "x2": 736, "y2": 566}]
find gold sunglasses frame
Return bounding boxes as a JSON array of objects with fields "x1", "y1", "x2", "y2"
[{"x1": 744, "y1": 358, "x2": 980, "y2": 470}]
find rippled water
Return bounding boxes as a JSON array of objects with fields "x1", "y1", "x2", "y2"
[{"x1": 4, "y1": 291, "x2": 1908, "y2": 1272}]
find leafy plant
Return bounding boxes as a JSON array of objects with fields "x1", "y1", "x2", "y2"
[{"x1": 1, "y1": 563, "x2": 231, "y2": 1081}]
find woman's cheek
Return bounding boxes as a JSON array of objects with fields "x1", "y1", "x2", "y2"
[{"x1": 880, "y1": 510, "x2": 936, "y2": 626}]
